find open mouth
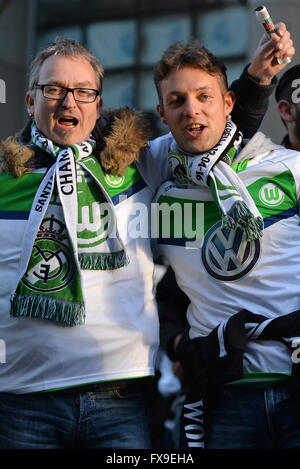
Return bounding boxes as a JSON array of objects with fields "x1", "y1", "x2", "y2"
[
  {"x1": 58, "y1": 117, "x2": 78, "y2": 127},
  {"x1": 185, "y1": 124, "x2": 205, "y2": 136}
]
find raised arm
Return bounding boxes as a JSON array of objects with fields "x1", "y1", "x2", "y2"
[{"x1": 230, "y1": 22, "x2": 295, "y2": 138}]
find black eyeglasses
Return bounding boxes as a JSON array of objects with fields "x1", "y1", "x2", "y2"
[{"x1": 34, "y1": 84, "x2": 101, "y2": 103}]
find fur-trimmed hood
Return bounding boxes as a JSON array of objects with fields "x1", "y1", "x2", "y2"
[{"x1": 0, "y1": 108, "x2": 152, "y2": 177}]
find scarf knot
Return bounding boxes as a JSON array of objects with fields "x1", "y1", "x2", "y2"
[{"x1": 168, "y1": 118, "x2": 263, "y2": 241}]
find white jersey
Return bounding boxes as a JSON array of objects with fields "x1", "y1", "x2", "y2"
[
  {"x1": 153, "y1": 132, "x2": 300, "y2": 377},
  {"x1": 0, "y1": 133, "x2": 173, "y2": 393}
]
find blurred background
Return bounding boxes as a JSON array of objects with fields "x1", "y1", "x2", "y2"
[{"x1": 0, "y1": 0, "x2": 299, "y2": 142}]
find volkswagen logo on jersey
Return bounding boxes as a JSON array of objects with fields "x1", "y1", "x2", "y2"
[{"x1": 201, "y1": 221, "x2": 261, "y2": 281}]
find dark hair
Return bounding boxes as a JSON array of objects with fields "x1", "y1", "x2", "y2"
[
  {"x1": 153, "y1": 39, "x2": 228, "y2": 106},
  {"x1": 275, "y1": 65, "x2": 300, "y2": 103}
]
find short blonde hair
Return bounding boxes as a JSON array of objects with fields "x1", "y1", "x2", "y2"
[{"x1": 28, "y1": 38, "x2": 104, "y2": 94}]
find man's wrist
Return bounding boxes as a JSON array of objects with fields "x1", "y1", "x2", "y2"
[
  {"x1": 173, "y1": 334, "x2": 182, "y2": 355},
  {"x1": 247, "y1": 64, "x2": 274, "y2": 86}
]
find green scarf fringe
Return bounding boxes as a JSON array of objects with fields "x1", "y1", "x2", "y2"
[
  {"x1": 10, "y1": 294, "x2": 85, "y2": 327},
  {"x1": 222, "y1": 201, "x2": 263, "y2": 240},
  {"x1": 79, "y1": 251, "x2": 129, "y2": 270}
]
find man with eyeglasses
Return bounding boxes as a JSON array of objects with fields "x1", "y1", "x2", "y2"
[
  {"x1": 34, "y1": 84, "x2": 100, "y2": 103},
  {"x1": 0, "y1": 26, "x2": 294, "y2": 449},
  {"x1": 0, "y1": 41, "x2": 156, "y2": 449},
  {"x1": 26, "y1": 53, "x2": 102, "y2": 146}
]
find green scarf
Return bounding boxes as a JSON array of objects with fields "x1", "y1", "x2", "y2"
[
  {"x1": 10, "y1": 123, "x2": 128, "y2": 326},
  {"x1": 168, "y1": 118, "x2": 263, "y2": 241}
]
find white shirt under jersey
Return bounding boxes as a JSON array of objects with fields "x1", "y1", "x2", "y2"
[
  {"x1": 153, "y1": 132, "x2": 300, "y2": 377},
  {"x1": 0, "y1": 132, "x2": 173, "y2": 393}
]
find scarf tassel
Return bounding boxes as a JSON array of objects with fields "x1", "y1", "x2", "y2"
[
  {"x1": 222, "y1": 201, "x2": 263, "y2": 240},
  {"x1": 10, "y1": 294, "x2": 85, "y2": 327},
  {"x1": 79, "y1": 251, "x2": 129, "y2": 270}
]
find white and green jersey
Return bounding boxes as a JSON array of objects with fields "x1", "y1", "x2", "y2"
[
  {"x1": 153, "y1": 132, "x2": 300, "y2": 380},
  {"x1": 0, "y1": 133, "x2": 172, "y2": 393}
]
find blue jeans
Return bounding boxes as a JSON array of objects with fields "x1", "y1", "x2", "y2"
[
  {"x1": 205, "y1": 382, "x2": 300, "y2": 449},
  {"x1": 0, "y1": 385, "x2": 151, "y2": 449}
]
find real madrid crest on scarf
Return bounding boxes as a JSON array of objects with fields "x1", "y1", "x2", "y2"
[
  {"x1": 22, "y1": 213, "x2": 76, "y2": 295},
  {"x1": 10, "y1": 123, "x2": 129, "y2": 327}
]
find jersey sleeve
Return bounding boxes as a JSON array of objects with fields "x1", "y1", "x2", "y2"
[
  {"x1": 136, "y1": 132, "x2": 173, "y2": 195},
  {"x1": 276, "y1": 150, "x2": 300, "y2": 216},
  {"x1": 230, "y1": 65, "x2": 277, "y2": 139}
]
